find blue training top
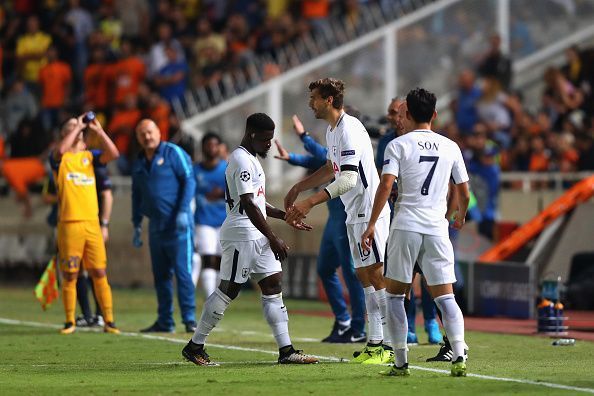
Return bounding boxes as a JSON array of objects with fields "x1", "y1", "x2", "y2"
[
  {"x1": 132, "y1": 142, "x2": 195, "y2": 232},
  {"x1": 193, "y1": 159, "x2": 227, "y2": 227}
]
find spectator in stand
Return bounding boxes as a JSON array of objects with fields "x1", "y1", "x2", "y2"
[
  {"x1": 575, "y1": 132, "x2": 594, "y2": 171},
  {"x1": 301, "y1": 0, "x2": 331, "y2": 35},
  {"x1": 108, "y1": 94, "x2": 142, "y2": 174},
  {"x1": 225, "y1": 14, "x2": 256, "y2": 68},
  {"x1": 1, "y1": 79, "x2": 38, "y2": 137},
  {"x1": 1, "y1": 118, "x2": 51, "y2": 218},
  {"x1": 83, "y1": 46, "x2": 109, "y2": 112},
  {"x1": 38, "y1": 45, "x2": 72, "y2": 132},
  {"x1": 112, "y1": 39, "x2": 146, "y2": 107},
  {"x1": 146, "y1": 92, "x2": 171, "y2": 142},
  {"x1": 528, "y1": 135, "x2": 550, "y2": 173},
  {"x1": 477, "y1": 76, "x2": 512, "y2": 149},
  {"x1": 15, "y1": 15, "x2": 52, "y2": 94},
  {"x1": 148, "y1": 22, "x2": 185, "y2": 78},
  {"x1": 154, "y1": 44, "x2": 189, "y2": 108},
  {"x1": 98, "y1": 3, "x2": 123, "y2": 54},
  {"x1": 65, "y1": 0, "x2": 94, "y2": 96},
  {"x1": 192, "y1": 17, "x2": 226, "y2": 74},
  {"x1": 451, "y1": 69, "x2": 482, "y2": 136},
  {"x1": 477, "y1": 34, "x2": 512, "y2": 91},
  {"x1": 465, "y1": 125, "x2": 500, "y2": 241},
  {"x1": 115, "y1": 0, "x2": 149, "y2": 39},
  {"x1": 543, "y1": 66, "x2": 583, "y2": 131}
]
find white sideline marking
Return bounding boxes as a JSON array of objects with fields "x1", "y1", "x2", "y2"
[{"x1": 1, "y1": 317, "x2": 594, "y2": 394}]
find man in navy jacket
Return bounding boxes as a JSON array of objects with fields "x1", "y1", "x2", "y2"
[{"x1": 132, "y1": 119, "x2": 197, "y2": 333}]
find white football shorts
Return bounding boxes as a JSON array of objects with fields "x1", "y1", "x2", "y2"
[
  {"x1": 385, "y1": 229, "x2": 456, "y2": 286},
  {"x1": 346, "y1": 215, "x2": 389, "y2": 269},
  {"x1": 219, "y1": 237, "x2": 282, "y2": 284},
  {"x1": 194, "y1": 225, "x2": 222, "y2": 256}
]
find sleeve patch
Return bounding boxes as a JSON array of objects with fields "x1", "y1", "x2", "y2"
[
  {"x1": 239, "y1": 170, "x2": 251, "y2": 182},
  {"x1": 341, "y1": 150, "x2": 355, "y2": 156},
  {"x1": 383, "y1": 159, "x2": 390, "y2": 165}
]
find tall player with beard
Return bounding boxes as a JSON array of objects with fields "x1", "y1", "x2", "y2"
[
  {"x1": 285, "y1": 78, "x2": 393, "y2": 364},
  {"x1": 183, "y1": 113, "x2": 319, "y2": 366}
]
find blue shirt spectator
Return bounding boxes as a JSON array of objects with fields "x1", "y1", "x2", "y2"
[{"x1": 193, "y1": 159, "x2": 227, "y2": 227}]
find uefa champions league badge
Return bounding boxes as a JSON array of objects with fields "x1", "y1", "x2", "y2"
[{"x1": 157, "y1": 157, "x2": 164, "y2": 166}]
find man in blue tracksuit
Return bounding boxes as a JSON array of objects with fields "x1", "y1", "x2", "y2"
[
  {"x1": 132, "y1": 119, "x2": 197, "y2": 333},
  {"x1": 274, "y1": 115, "x2": 366, "y2": 343}
]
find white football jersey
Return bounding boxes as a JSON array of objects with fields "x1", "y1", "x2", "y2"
[
  {"x1": 382, "y1": 129, "x2": 469, "y2": 237},
  {"x1": 220, "y1": 147, "x2": 267, "y2": 241},
  {"x1": 326, "y1": 112, "x2": 390, "y2": 224}
]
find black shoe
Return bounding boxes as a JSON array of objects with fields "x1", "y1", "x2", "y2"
[
  {"x1": 426, "y1": 343, "x2": 453, "y2": 362},
  {"x1": 182, "y1": 341, "x2": 213, "y2": 366},
  {"x1": 321, "y1": 321, "x2": 351, "y2": 343},
  {"x1": 140, "y1": 322, "x2": 175, "y2": 333},
  {"x1": 75, "y1": 316, "x2": 92, "y2": 327},
  {"x1": 184, "y1": 321, "x2": 197, "y2": 333},
  {"x1": 278, "y1": 347, "x2": 319, "y2": 364}
]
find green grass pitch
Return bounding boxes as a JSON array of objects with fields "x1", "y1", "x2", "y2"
[{"x1": 1, "y1": 286, "x2": 593, "y2": 395}]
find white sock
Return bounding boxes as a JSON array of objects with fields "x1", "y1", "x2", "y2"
[
  {"x1": 375, "y1": 288, "x2": 391, "y2": 347},
  {"x1": 364, "y1": 286, "x2": 383, "y2": 344},
  {"x1": 200, "y1": 268, "x2": 218, "y2": 297},
  {"x1": 338, "y1": 319, "x2": 351, "y2": 328},
  {"x1": 191, "y1": 253, "x2": 201, "y2": 287},
  {"x1": 387, "y1": 292, "x2": 408, "y2": 367},
  {"x1": 192, "y1": 289, "x2": 230, "y2": 345},
  {"x1": 262, "y1": 293, "x2": 291, "y2": 348},
  {"x1": 434, "y1": 293, "x2": 467, "y2": 361}
]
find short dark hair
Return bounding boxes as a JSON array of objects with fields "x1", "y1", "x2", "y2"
[
  {"x1": 406, "y1": 88, "x2": 436, "y2": 123},
  {"x1": 246, "y1": 113, "x2": 275, "y2": 134},
  {"x1": 308, "y1": 78, "x2": 345, "y2": 109},
  {"x1": 202, "y1": 131, "x2": 221, "y2": 146}
]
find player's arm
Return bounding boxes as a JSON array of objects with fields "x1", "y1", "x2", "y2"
[
  {"x1": 266, "y1": 202, "x2": 312, "y2": 231},
  {"x1": 88, "y1": 118, "x2": 119, "y2": 164},
  {"x1": 445, "y1": 181, "x2": 457, "y2": 220},
  {"x1": 54, "y1": 114, "x2": 85, "y2": 161},
  {"x1": 131, "y1": 170, "x2": 144, "y2": 247},
  {"x1": 170, "y1": 148, "x2": 196, "y2": 228},
  {"x1": 100, "y1": 189, "x2": 113, "y2": 241},
  {"x1": 284, "y1": 160, "x2": 334, "y2": 210},
  {"x1": 451, "y1": 145, "x2": 471, "y2": 230},
  {"x1": 240, "y1": 194, "x2": 289, "y2": 261},
  {"x1": 361, "y1": 173, "x2": 395, "y2": 251}
]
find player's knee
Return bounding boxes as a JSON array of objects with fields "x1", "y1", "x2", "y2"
[
  {"x1": 89, "y1": 269, "x2": 106, "y2": 279},
  {"x1": 62, "y1": 271, "x2": 78, "y2": 282},
  {"x1": 218, "y1": 281, "x2": 240, "y2": 300}
]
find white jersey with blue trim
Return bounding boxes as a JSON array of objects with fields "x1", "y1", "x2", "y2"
[
  {"x1": 326, "y1": 112, "x2": 390, "y2": 224},
  {"x1": 382, "y1": 129, "x2": 469, "y2": 237},
  {"x1": 220, "y1": 147, "x2": 267, "y2": 241}
]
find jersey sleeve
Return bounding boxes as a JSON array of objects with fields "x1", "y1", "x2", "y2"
[
  {"x1": 337, "y1": 128, "x2": 362, "y2": 171},
  {"x1": 382, "y1": 140, "x2": 401, "y2": 177},
  {"x1": 233, "y1": 154, "x2": 256, "y2": 196},
  {"x1": 451, "y1": 144, "x2": 469, "y2": 184}
]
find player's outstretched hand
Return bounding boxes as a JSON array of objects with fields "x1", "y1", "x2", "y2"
[
  {"x1": 292, "y1": 114, "x2": 305, "y2": 136},
  {"x1": 361, "y1": 224, "x2": 375, "y2": 252},
  {"x1": 273, "y1": 139, "x2": 289, "y2": 161},
  {"x1": 284, "y1": 185, "x2": 300, "y2": 211},
  {"x1": 285, "y1": 200, "x2": 310, "y2": 225},
  {"x1": 289, "y1": 219, "x2": 312, "y2": 232},
  {"x1": 133, "y1": 227, "x2": 143, "y2": 248},
  {"x1": 270, "y1": 236, "x2": 289, "y2": 261}
]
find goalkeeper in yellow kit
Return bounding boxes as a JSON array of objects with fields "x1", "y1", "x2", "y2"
[{"x1": 50, "y1": 114, "x2": 120, "y2": 334}]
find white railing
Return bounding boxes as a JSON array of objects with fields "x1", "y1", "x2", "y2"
[{"x1": 176, "y1": 0, "x2": 594, "y2": 193}]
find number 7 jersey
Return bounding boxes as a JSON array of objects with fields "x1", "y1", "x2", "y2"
[
  {"x1": 220, "y1": 146, "x2": 267, "y2": 241},
  {"x1": 382, "y1": 129, "x2": 469, "y2": 237}
]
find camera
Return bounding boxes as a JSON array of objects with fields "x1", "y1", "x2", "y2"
[{"x1": 82, "y1": 111, "x2": 96, "y2": 124}]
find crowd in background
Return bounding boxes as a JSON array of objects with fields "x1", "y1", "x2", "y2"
[{"x1": 0, "y1": 0, "x2": 594, "y2": 220}]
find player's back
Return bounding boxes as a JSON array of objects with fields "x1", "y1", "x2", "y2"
[
  {"x1": 220, "y1": 147, "x2": 266, "y2": 241},
  {"x1": 388, "y1": 129, "x2": 468, "y2": 236}
]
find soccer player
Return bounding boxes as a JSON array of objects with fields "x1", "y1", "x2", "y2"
[
  {"x1": 192, "y1": 132, "x2": 226, "y2": 296},
  {"x1": 285, "y1": 78, "x2": 392, "y2": 364},
  {"x1": 361, "y1": 88, "x2": 470, "y2": 377},
  {"x1": 274, "y1": 114, "x2": 366, "y2": 343},
  {"x1": 182, "y1": 113, "x2": 318, "y2": 366},
  {"x1": 132, "y1": 119, "x2": 197, "y2": 333},
  {"x1": 50, "y1": 115, "x2": 120, "y2": 334}
]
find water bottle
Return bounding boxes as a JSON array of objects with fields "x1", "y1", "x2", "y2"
[
  {"x1": 537, "y1": 299, "x2": 554, "y2": 333},
  {"x1": 83, "y1": 111, "x2": 96, "y2": 124},
  {"x1": 554, "y1": 302, "x2": 564, "y2": 331},
  {"x1": 552, "y1": 338, "x2": 575, "y2": 346}
]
